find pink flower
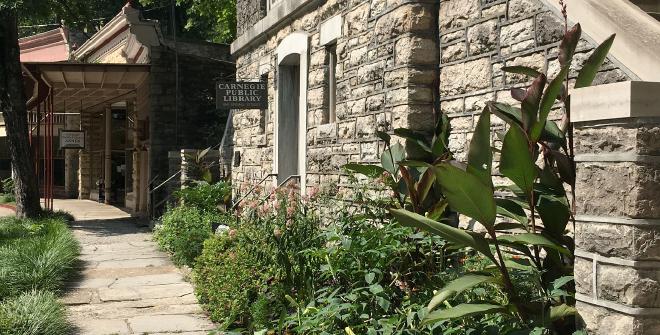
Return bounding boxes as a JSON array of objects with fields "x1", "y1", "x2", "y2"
[{"x1": 286, "y1": 205, "x2": 295, "y2": 217}]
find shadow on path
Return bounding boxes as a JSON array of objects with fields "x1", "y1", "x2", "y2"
[{"x1": 54, "y1": 199, "x2": 215, "y2": 335}]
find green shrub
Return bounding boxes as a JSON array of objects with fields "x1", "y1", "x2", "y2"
[
  {"x1": 193, "y1": 187, "x2": 322, "y2": 331},
  {"x1": 0, "y1": 217, "x2": 79, "y2": 298},
  {"x1": 0, "y1": 193, "x2": 15, "y2": 204},
  {"x1": 1, "y1": 177, "x2": 14, "y2": 195},
  {"x1": 175, "y1": 181, "x2": 231, "y2": 212},
  {"x1": 154, "y1": 206, "x2": 223, "y2": 267},
  {"x1": 0, "y1": 290, "x2": 72, "y2": 335}
]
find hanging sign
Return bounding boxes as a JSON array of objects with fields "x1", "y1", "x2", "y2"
[
  {"x1": 59, "y1": 130, "x2": 85, "y2": 149},
  {"x1": 216, "y1": 81, "x2": 268, "y2": 109}
]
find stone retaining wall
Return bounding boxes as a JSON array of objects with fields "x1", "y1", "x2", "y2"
[{"x1": 572, "y1": 81, "x2": 660, "y2": 334}]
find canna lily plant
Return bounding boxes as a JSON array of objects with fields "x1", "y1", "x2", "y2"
[{"x1": 389, "y1": 24, "x2": 615, "y2": 334}]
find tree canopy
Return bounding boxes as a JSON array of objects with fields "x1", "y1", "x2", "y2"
[{"x1": 2, "y1": 0, "x2": 236, "y2": 43}]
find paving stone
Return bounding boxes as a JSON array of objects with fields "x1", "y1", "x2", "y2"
[
  {"x1": 54, "y1": 200, "x2": 214, "y2": 334},
  {"x1": 111, "y1": 273, "x2": 185, "y2": 288},
  {"x1": 74, "y1": 319, "x2": 131, "y2": 335},
  {"x1": 128, "y1": 314, "x2": 215, "y2": 333}
]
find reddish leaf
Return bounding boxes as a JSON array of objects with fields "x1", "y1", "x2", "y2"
[
  {"x1": 510, "y1": 88, "x2": 526, "y2": 102},
  {"x1": 521, "y1": 74, "x2": 547, "y2": 132},
  {"x1": 559, "y1": 23, "x2": 581, "y2": 67}
]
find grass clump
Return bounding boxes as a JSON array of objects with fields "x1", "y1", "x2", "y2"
[
  {"x1": 0, "y1": 290, "x2": 72, "y2": 335},
  {"x1": 0, "y1": 213, "x2": 78, "y2": 335},
  {"x1": 0, "y1": 216, "x2": 80, "y2": 298}
]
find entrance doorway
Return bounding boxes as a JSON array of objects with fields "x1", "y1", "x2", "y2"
[{"x1": 277, "y1": 54, "x2": 301, "y2": 185}]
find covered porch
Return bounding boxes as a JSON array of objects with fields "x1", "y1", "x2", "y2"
[{"x1": 23, "y1": 62, "x2": 151, "y2": 215}]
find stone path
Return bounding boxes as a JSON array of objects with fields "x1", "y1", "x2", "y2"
[{"x1": 55, "y1": 200, "x2": 215, "y2": 335}]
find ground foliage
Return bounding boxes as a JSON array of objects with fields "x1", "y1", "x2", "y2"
[
  {"x1": 154, "y1": 181, "x2": 232, "y2": 267},
  {"x1": 0, "y1": 214, "x2": 79, "y2": 335}
]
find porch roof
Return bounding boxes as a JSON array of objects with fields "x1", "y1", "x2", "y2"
[{"x1": 23, "y1": 62, "x2": 150, "y2": 112}]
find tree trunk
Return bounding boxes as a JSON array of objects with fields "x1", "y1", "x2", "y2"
[{"x1": 0, "y1": 10, "x2": 42, "y2": 218}]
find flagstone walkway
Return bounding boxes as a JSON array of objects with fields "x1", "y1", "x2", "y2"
[{"x1": 55, "y1": 200, "x2": 215, "y2": 335}]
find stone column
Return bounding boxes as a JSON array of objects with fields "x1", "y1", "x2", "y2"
[
  {"x1": 64, "y1": 113, "x2": 80, "y2": 198},
  {"x1": 572, "y1": 81, "x2": 660, "y2": 334},
  {"x1": 104, "y1": 107, "x2": 112, "y2": 204}
]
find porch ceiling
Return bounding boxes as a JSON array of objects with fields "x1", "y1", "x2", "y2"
[{"x1": 24, "y1": 62, "x2": 150, "y2": 112}]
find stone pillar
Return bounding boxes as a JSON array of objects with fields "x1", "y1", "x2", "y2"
[
  {"x1": 572, "y1": 81, "x2": 660, "y2": 334},
  {"x1": 104, "y1": 107, "x2": 112, "y2": 204},
  {"x1": 64, "y1": 113, "x2": 81, "y2": 198}
]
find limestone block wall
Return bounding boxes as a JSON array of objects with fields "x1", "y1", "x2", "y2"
[
  {"x1": 237, "y1": 0, "x2": 266, "y2": 36},
  {"x1": 572, "y1": 81, "x2": 660, "y2": 335},
  {"x1": 438, "y1": 0, "x2": 630, "y2": 161},
  {"x1": 229, "y1": 0, "x2": 439, "y2": 193}
]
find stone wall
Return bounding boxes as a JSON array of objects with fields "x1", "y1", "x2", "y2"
[
  {"x1": 229, "y1": 0, "x2": 439, "y2": 194},
  {"x1": 572, "y1": 81, "x2": 660, "y2": 335},
  {"x1": 437, "y1": 0, "x2": 629, "y2": 161},
  {"x1": 228, "y1": 0, "x2": 633, "y2": 195},
  {"x1": 237, "y1": 0, "x2": 266, "y2": 36}
]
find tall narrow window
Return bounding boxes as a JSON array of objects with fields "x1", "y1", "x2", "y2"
[{"x1": 327, "y1": 44, "x2": 337, "y2": 123}]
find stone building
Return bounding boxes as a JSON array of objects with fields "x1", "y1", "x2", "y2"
[
  {"x1": 16, "y1": 4, "x2": 234, "y2": 215},
  {"x1": 224, "y1": 0, "x2": 660, "y2": 333}
]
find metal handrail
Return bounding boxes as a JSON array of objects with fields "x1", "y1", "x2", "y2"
[{"x1": 230, "y1": 173, "x2": 277, "y2": 210}]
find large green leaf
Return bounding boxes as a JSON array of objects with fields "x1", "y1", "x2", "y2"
[
  {"x1": 423, "y1": 303, "x2": 505, "y2": 325},
  {"x1": 575, "y1": 34, "x2": 616, "y2": 89},
  {"x1": 489, "y1": 102, "x2": 565, "y2": 145},
  {"x1": 498, "y1": 233, "x2": 571, "y2": 255},
  {"x1": 343, "y1": 164, "x2": 387, "y2": 179},
  {"x1": 500, "y1": 125, "x2": 537, "y2": 195},
  {"x1": 390, "y1": 208, "x2": 495, "y2": 261},
  {"x1": 381, "y1": 143, "x2": 405, "y2": 175},
  {"x1": 550, "y1": 304, "x2": 577, "y2": 321},
  {"x1": 501, "y1": 66, "x2": 542, "y2": 78},
  {"x1": 467, "y1": 107, "x2": 493, "y2": 188},
  {"x1": 521, "y1": 74, "x2": 546, "y2": 132},
  {"x1": 428, "y1": 275, "x2": 501, "y2": 311},
  {"x1": 433, "y1": 163, "x2": 496, "y2": 227},
  {"x1": 532, "y1": 66, "x2": 569, "y2": 141},
  {"x1": 536, "y1": 192, "x2": 570, "y2": 237},
  {"x1": 496, "y1": 198, "x2": 528, "y2": 227},
  {"x1": 416, "y1": 168, "x2": 435, "y2": 203},
  {"x1": 559, "y1": 24, "x2": 581, "y2": 66}
]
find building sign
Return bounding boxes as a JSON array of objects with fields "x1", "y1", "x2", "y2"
[
  {"x1": 216, "y1": 81, "x2": 268, "y2": 109},
  {"x1": 59, "y1": 130, "x2": 85, "y2": 149}
]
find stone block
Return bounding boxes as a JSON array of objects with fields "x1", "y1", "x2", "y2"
[
  {"x1": 574, "y1": 257, "x2": 593, "y2": 296},
  {"x1": 576, "y1": 222, "x2": 634, "y2": 259},
  {"x1": 508, "y1": 0, "x2": 544, "y2": 19},
  {"x1": 500, "y1": 19, "x2": 534, "y2": 47},
  {"x1": 441, "y1": 30, "x2": 464, "y2": 44},
  {"x1": 467, "y1": 19, "x2": 498, "y2": 55},
  {"x1": 439, "y1": 0, "x2": 480, "y2": 29},
  {"x1": 597, "y1": 263, "x2": 660, "y2": 307},
  {"x1": 374, "y1": 4, "x2": 434, "y2": 41},
  {"x1": 442, "y1": 42, "x2": 467, "y2": 62},
  {"x1": 440, "y1": 57, "x2": 492, "y2": 96},
  {"x1": 536, "y1": 11, "x2": 563, "y2": 45},
  {"x1": 576, "y1": 302, "x2": 634, "y2": 335},
  {"x1": 395, "y1": 36, "x2": 438, "y2": 65},
  {"x1": 576, "y1": 162, "x2": 660, "y2": 218}
]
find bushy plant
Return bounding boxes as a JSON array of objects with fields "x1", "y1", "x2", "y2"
[
  {"x1": 1, "y1": 177, "x2": 14, "y2": 195},
  {"x1": 0, "y1": 216, "x2": 80, "y2": 298},
  {"x1": 174, "y1": 181, "x2": 231, "y2": 212},
  {"x1": 193, "y1": 186, "x2": 322, "y2": 331},
  {"x1": 0, "y1": 290, "x2": 72, "y2": 335},
  {"x1": 154, "y1": 206, "x2": 222, "y2": 267},
  {"x1": 389, "y1": 23, "x2": 614, "y2": 334},
  {"x1": 284, "y1": 191, "x2": 449, "y2": 334}
]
